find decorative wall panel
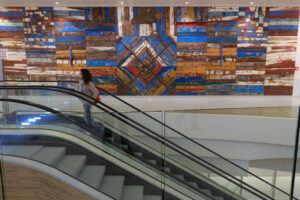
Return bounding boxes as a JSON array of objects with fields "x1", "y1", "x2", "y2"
[
  {"x1": 118, "y1": 66, "x2": 176, "y2": 95},
  {"x1": 0, "y1": 7, "x2": 27, "y2": 80},
  {"x1": 117, "y1": 35, "x2": 176, "y2": 95},
  {"x1": 235, "y1": 7, "x2": 267, "y2": 95},
  {"x1": 206, "y1": 7, "x2": 239, "y2": 95},
  {"x1": 24, "y1": 7, "x2": 57, "y2": 80},
  {"x1": 117, "y1": 7, "x2": 176, "y2": 37},
  {"x1": 84, "y1": 7, "x2": 118, "y2": 93},
  {"x1": 176, "y1": 7, "x2": 207, "y2": 95},
  {"x1": 0, "y1": 6, "x2": 299, "y2": 95},
  {"x1": 54, "y1": 7, "x2": 86, "y2": 76},
  {"x1": 265, "y1": 7, "x2": 299, "y2": 95}
]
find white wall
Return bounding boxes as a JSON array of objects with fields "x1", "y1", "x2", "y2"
[{"x1": 165, "y1": 112, "x2": 297, "y2": 146}]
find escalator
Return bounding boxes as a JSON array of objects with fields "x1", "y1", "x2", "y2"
[
  {"x1": 1, "y1": 99, "x2": 183, "y2": 200},
  {"x1": 0, "y1": 81, "x2": 297, "y2": 200}
]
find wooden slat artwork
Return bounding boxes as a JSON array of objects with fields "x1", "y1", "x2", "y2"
[
  {"x1": 176, "y1": 7, "x2": 208, "y2": 95},
  {"x1": 117, "y1": 7, "x2": 176, "y2": 36},
  {"x1": 265, "y1": 7, "x2": 299, "y2": 95},
  {"x1": 206, "y1": 7, "x2": 239, "y2": 95},
  {"x1": 89, "y1": 67, "x2": 117, "y2": 95},
  {"x1": 54, "y1": 7, "x2": 86, "y2": 73},
  {"x1": 0, "y1": 6, "x2": 298, "y2": 96},
  {"x1": 117, "y1": 35, "x2": 176, "y2": 95},
  {"x1": 117, "y1": 65, "x2": 176, "y2": 95},
  {"x1": 24, "y1": 7, "x2": 57, "y2": 81},
  {"x1": 235, "y1": 7, "x2": 267, "y2": 95},
  {"x1": 0, "y1": 7, "x2": 27, "y2": 80}
]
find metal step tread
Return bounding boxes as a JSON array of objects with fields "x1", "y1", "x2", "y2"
[
  {"x1": 100, "y1": 175, "x2": 125, "y2": 200},
  {"x1": 122, "y1": 185, "x2": 143, "y2": 200},
  {"x1": 10, "y1": 145, "x2": 44, "y2": 158},
  {"x1": 79, "y1": 165, "x2": 106, "y2": 189},
  {"x1": 144, "y1": 195, "x2": 162, "y2": 200},
  {"x1": 32, "y1": 147, "x2": 66, "y2": 166},
  {"x1": 57, "y1": 155, "x2": 86, "y2": 177}
]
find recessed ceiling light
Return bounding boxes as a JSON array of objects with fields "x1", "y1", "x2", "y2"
[
  {"x1": 55, "y1": 1, "x2": 59, "y2": 4},
  {"x1": 250, "y1": 2, "x2": 254, "y2": 4},
  {"x1": 185, "y1": 1, "x2": 189, "y2": 5},
  {"x1": 120, "y1": 1, "x2": 124, "y2": 5}
]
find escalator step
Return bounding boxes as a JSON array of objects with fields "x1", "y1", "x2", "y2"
[
  {"x1": 79, "y1": 165, "x2": 106, "y2": 189},
  {"x1": 175, "y1": 175, "x2": 185, "y2": 180},
  {"x1": 105, "y1": 136, "x2": 113, "y2": 143},
  {"x1": 134, "y1": 152, "x2": 143, "y2": 157},
  {"x1": 9, "y1": 145, "x2": 44, "y2": 158},
  {"x1": 199, "y1": 189, "x2": 212, "y2": 196},
  {"x1": 2, "y1": 145, "x2": 21, "y2": 154},
  {"x1": 57, "y1": 155, "x2": 86, "y2": 177},
  {"x1": 122, "y1": 185, "x2": 143, "y2": 200},
  {"x1": 100, "y1": 175, "x2": 125, "y2": 200},
  {"x1": 148, "y1": 160, "x2": 157, "y2": 165},
  {"x1": 214, "y1": 196, "x2": 225, "y2": 200},
  {"x1": 144, "y1": 195, "x2": 162, "y2": 200},
  {"x1": 32, "y1": 147, "x2": 66, "y2": 166},
  {"x1": 164, "y1": 167, "x2": 171, "y2": 173},
  {"x1": 187, "y1": 181, "x2": 198, "y2": 188}
]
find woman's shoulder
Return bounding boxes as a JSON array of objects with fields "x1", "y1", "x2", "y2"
[{"x1": 87, "y1": 81, "x2": 95, "y2": 87}]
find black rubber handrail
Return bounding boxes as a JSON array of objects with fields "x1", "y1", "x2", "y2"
[
  {"x1": 0, "y1": 98, "x2": 119, "y2": 200},
  {"x1": 0, "y1": 80, "x2": 294, "y2": 200},
  {"x1": 0, "y1": 86, "x2": 276, "y2": 200},
  {"x1": 0, "y1": 98, "x2": 186, "y2": 200}
]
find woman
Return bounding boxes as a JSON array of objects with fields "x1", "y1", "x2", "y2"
[{"x1": 79, "y1": 69, "x2": 99, "y2": 128}]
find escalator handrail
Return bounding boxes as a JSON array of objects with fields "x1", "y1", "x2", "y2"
[
  {"x1": 0, "y1": 98, "x2": 197, "y2": 200},
  {"x1": 0, "y1": 80, "x2": 294, "y2": 199},
  {"x1": 0, "y1": 98, "x2": 120, "y2": 199},
  {"x1": 0, "y1": 85, "x2": 279, "y2": 200},
  {"x1": 0, "y1": 80, "x2": 293, "y2": 199}
]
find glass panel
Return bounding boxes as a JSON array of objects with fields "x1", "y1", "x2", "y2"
[
  {"x1": 0, "y1": 100, "x2": 178, "y2": 200},
  {"x1": 163, "y1": 107, "x2": 297, "y2": 200},
  {"x1": 0, "y1": 84, "x2": 294, "y2": 199},
  {"x1": 292, "y1": 111, "x2": 300, "y2": 200}
]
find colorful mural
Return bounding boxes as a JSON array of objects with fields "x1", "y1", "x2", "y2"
[
  {"x1": 0, "y1": 6, "x2": 299, "y2": 95},
  {"x1": 0, "y1": 7, "x2": 26, "y2": 80},
  {"x1": 235, "y1": 7, "x2": 267, "y2": 95},
  {"x1": 265, "y1": 7, "x2": 299, "y2": 95},
  {"x1": 24, "y1": 7, "x2": 57, "y2": 80}
]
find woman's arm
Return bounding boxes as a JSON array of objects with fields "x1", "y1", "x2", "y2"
[{"x1": 89, "y1": 82, "x2": 99, "y2": 99}]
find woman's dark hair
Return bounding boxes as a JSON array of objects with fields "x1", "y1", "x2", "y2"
[{"x1": 80, "y1": 69, "x2": 93, "y2": 85}]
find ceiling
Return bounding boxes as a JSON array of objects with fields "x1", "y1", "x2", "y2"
[{"x1": 0, "y1": 0, "x2": 300, "y2": 7}]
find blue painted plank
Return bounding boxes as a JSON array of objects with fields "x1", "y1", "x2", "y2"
[
  {"x1": 268, "y1": 25, "x2": 298, "y2": 30},
  {"x1": 269, "y1": 10, "x2": 299, "y2": 17},
  {"x1": 207, "y1": 36, "x2": 237, "y2": 43},
  {"x1": 86, "y1": 26, "x2": 116, "y2": 32},
  {"x1": 55, "y1": 36, "x2": 86, "y2": 45},
  {"x1": 87, "y1": 60, "x2": 116, "y2": 67},
  {"x1": 177, "y1": 32, "x2": 207, "y2": 36},
  {"x1": 177, "y1": 27, "x2": 207, "y2": 33},
  {"x1": 178, "y1": 36, "x2": 207, "y2": 42},
  {"x1": 223, "y1": 27, "x2": 238, "y2": 31},
  {"x1": 0, "y1": 26, "x2": 23, "y2": 31},
  {"x1": 237, "y1": 52, "x2": 264, "y2": 57},
  {"x1": 235, "y1": 85, "x2": 264, "y2": 93},
  {"x1": 54, "y1": 10, "x2": 84, "y2": 16},
  {"x1": 55, "y1": 22, "x2": 85, "y2": 32},
  {"x1": 86, "y1": 31, "x2": 115, "y2": 36},
  {"x1": 0, "y1": 11, "x2": 24, "y2": 17}
]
